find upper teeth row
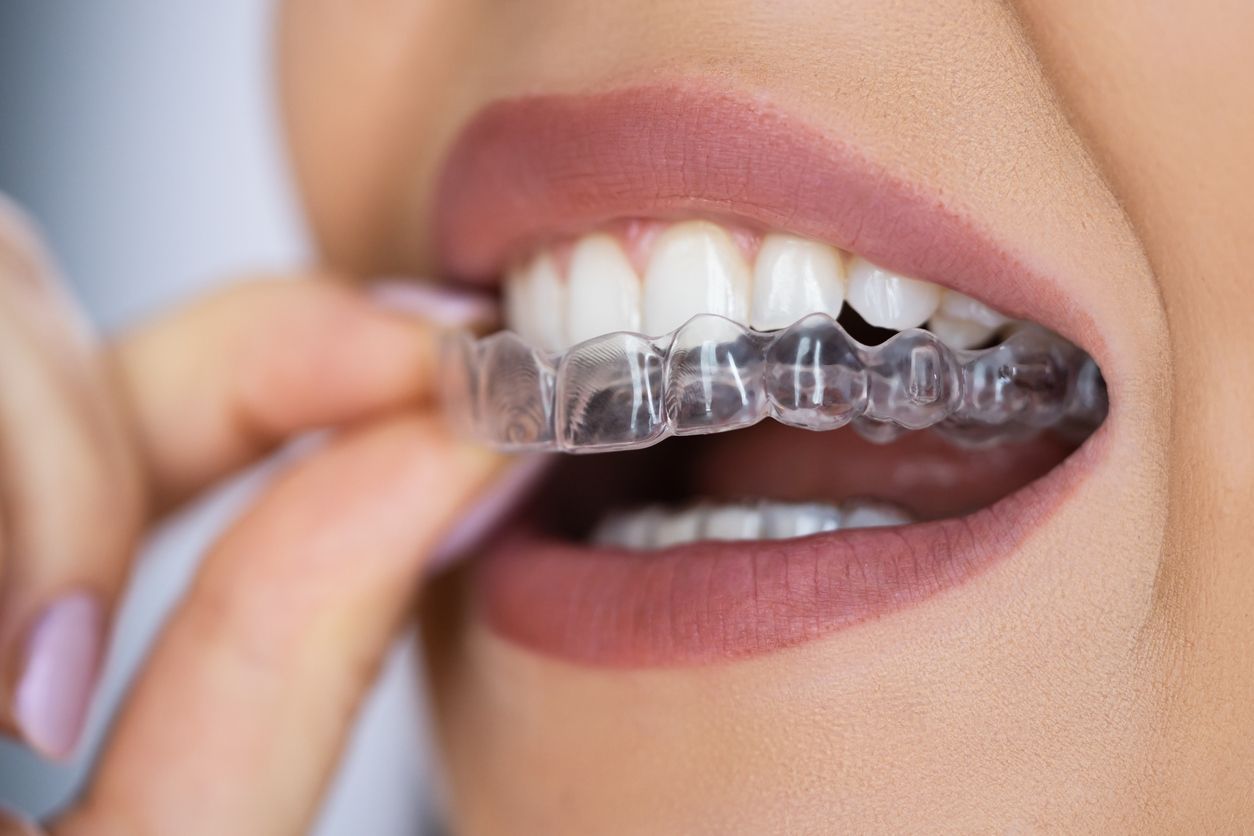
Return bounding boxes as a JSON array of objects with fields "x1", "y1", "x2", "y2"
[{"x1": 504, "y1": 220, "x2": 1010, "y2": 353}]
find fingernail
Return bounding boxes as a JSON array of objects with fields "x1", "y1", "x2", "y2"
[
  {"x1": 13, "y1": 592, "x2": 104, "y2": 761},
  {"x1": 368, "y1": 279, "x2": 499, "y2": 328},
  {"x1": 429, "y1": 453, "x2": 552, "y2": 572}
]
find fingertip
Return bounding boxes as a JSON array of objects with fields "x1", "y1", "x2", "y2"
[
  {"x1": 367, "y1": 278, "x2": 499, "y2": 329},
  {"x1": 11, "y1": 590, "x2": 105, "y2": 763}
]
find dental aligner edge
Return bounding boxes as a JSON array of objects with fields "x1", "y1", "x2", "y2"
[{"x1": 442, "y1": 313, "x2": 1107, "y2": 454}]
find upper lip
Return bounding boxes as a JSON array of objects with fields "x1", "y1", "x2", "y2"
[
  {"x1": 432, "y1": 84, "x2": 1110, "y2": 668},
  {"x1": 434, "y1": 84, "x2": 1101, "y2": 361}
]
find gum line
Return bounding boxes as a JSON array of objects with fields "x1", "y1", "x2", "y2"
[{"x1": 441, "y1": 313, "x2": 1107, "y2": 453}]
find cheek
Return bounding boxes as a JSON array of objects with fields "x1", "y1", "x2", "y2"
[{"x1": 277, "y1": 0, "x2": 480, "y2": 274}]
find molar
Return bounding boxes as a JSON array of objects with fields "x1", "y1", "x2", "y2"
[
  {"x1": 750, "y1": 233, "x2": 845, "y2": 331},
  {"x1": 846, "y1": 256, "x2": 941, "y2": 330},
  {"x1": 642, "y1": 220, "x2": 751, "y2": 336}
]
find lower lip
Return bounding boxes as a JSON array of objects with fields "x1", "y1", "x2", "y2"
[{"x1": 474, "y1": 431, "x2": 1106, "y2": 667}]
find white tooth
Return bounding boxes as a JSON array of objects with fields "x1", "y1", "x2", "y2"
[
  {"x1": 937, "y1": 289, "x2": 1008, "y2": 330},
  {"x1": 595, "y1": 508, "x2": 661, "y2": 550},
  {"x1": 927, "y1": 311, "x2": 996, "y2": 349},
  {"x1": 841, "y1": 501, "x2": 914, "y2": 529},
  {"x1": 762, "y1": 502, "x2": 842, "y2": 539},
  {"x1": 653, "y1": 507, "x2": 705, "y2": 548},
  {"x1": 522, "y1": 252, "x2": 567, "y2": 352},
  {"x1": 504, "y1": 264, "x2": 532, "y2": 341},
  {"x1": 566, "y1": 234, "x2": 642, "y2": 344},
  {"x1": 642, "y1": 221, "x2": 751, "y2": 336},
  {"x1": 702, "y1": 505, "x2": 763, "y2": 540},
  {"x1": 750, "y1": 234, "x2": 845, "y2": 331},
  {"x1": 596, "y1": 501, "x2": 914, "y2": 549},
  {"x1": 504, "y1": 255, "x2": 567, "y2": 351},
  {"x1": 846, "y1": 257, "x2": 941, "y2": 330}
]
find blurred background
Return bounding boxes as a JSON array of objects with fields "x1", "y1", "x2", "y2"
[{"x1": 0, "y1": 3, "x2": 438, "y2": 832}]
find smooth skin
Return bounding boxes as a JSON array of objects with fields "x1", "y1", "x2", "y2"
[{"x1": 1, "y1": 0, "x2": 1251, "y2": 833}]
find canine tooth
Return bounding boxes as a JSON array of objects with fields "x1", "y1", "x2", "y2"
[
  {"x1": 566, "y1": 234, "x2": 642, "y2": 344},
  {"x1": 937, "y1": 289, "x2": 1008, "y2": 330},
  {"x1": 702, "y1": 506, "x2": 764, "y2": 540},
  {"x1": 846, "y1": 257, "x2": 941, "y2": 330},
  {"x1": 506, "y1": 253, "x2": 566, "y2": 352},
  {"x1": 750, "y1": 234, "x2": 845, "y2": 331},
  {"x1": 642, "y1": 221, "x2": 751, "y2": 336},
  {"x1": 841, "y1": 501, "x2": 914, "y2": 529}
]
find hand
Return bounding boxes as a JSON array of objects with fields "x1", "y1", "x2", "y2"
[{"x1": 0, "y1": 196, "x2": 504, "y2": 834}]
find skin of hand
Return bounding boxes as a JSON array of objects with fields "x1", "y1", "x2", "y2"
[
  {"x1": 277, "y1": 0, "x2": 1254, "y2": 831},
  {"x1": 0, "y1": 198, "x2": 505, "y2": 835}
]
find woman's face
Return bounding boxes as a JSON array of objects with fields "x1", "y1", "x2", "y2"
[{"x1": 280, "y1": 1, "x2": 1254, "y2": 830}]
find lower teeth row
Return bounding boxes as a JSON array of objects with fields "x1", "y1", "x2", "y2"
[
  {"x1": 442, "y1": 313, "x2": 1107, "y2": 454},
  {"x1": 594, "y1": 499, "x2": 914, "y2": 550}
]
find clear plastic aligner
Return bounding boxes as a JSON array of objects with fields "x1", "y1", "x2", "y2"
[{"x1": 441, "y1": 314, "x2": 1108, "y2": 453}]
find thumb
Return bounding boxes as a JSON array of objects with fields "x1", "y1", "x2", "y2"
[{"x1": 53, "y1": 416, "x2": 505, "y2": 836}]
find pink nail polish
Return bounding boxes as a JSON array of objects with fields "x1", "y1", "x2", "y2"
[
  {"x1": 368, "y1": 279, "x2": 499, "y2": 328},
  {"x1": 13, "y1": 592, "x2": 104, "y2": 761}
]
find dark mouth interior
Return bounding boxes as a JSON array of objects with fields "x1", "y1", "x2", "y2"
[{"x1": 528, "y1": 420, "x2": 1085, "y2": 543}]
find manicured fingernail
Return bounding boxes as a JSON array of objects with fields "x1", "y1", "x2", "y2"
[
  {"x1": 13, "y1": 592, "x2": 104, "y2": 761},
  {"x1": 429, "y1": 453, "x2": 551, "y2": 572},
  {"x1": 368, "y1": 279, "x2": 498, "y2": 328}
]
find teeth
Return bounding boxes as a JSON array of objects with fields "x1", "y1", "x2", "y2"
[
  {"x1": 750, "y1": 234, "x2": 845, "y2": 331},
  {"x1": 926, "y1": 312, "x2": 995, "y2": 349},
  {"x1": 566, "y1": 234, "x2": 642, "y2": 345},
  {"x1": 703, "y1": 505, "x2": 766, "y2": 540},
  {"x1": 840, "y1": 500, "x2": 914, "y2": 529},
  {"x1": 507, "y1": 253, "x2": 567, "y2": 353},
  {"x1": 594, "y1": 508, "x2": 661, "y2": 550},
  {"x1": 652, "y1": 508, "x2": 704, "y2": 549},
  {"x1": 502, "y1": 222, "x2": 1008, "y2": 356},
  {"x1": 760, "y1": 502, "x2": 843, "y2": 538},
  {"x1": 927, "y1": 290, "x2": 1010, "y2": 349},
  {"x1": 593, "y1": 500, "x2": 915, "y2": 550},
  {"x1": 937, "y1": 289, "x2": 1009, "y2": 329},
  {"x1": 642, "y1": 221, "x2": 751, "y2": 336},
  {"x1": 846, "y1": 257, "x2": 941, "y2": 330}
]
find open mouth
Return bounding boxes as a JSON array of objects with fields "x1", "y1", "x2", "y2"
[{"x1": 433, "y1": 86, "x2": 1110, "y2": 667}]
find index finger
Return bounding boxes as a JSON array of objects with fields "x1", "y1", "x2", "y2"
[{"x1": 111, "y1": 277, "x2": 488, "y2": 507}]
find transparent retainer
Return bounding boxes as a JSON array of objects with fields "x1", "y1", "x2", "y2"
[{"x1": 441, "y1": 313, "x2": 1108, "y2": 454}]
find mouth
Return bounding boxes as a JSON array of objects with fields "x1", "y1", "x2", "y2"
[{"x1": 433, "y1": 85, "x2": 1110, "y2": 667}]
